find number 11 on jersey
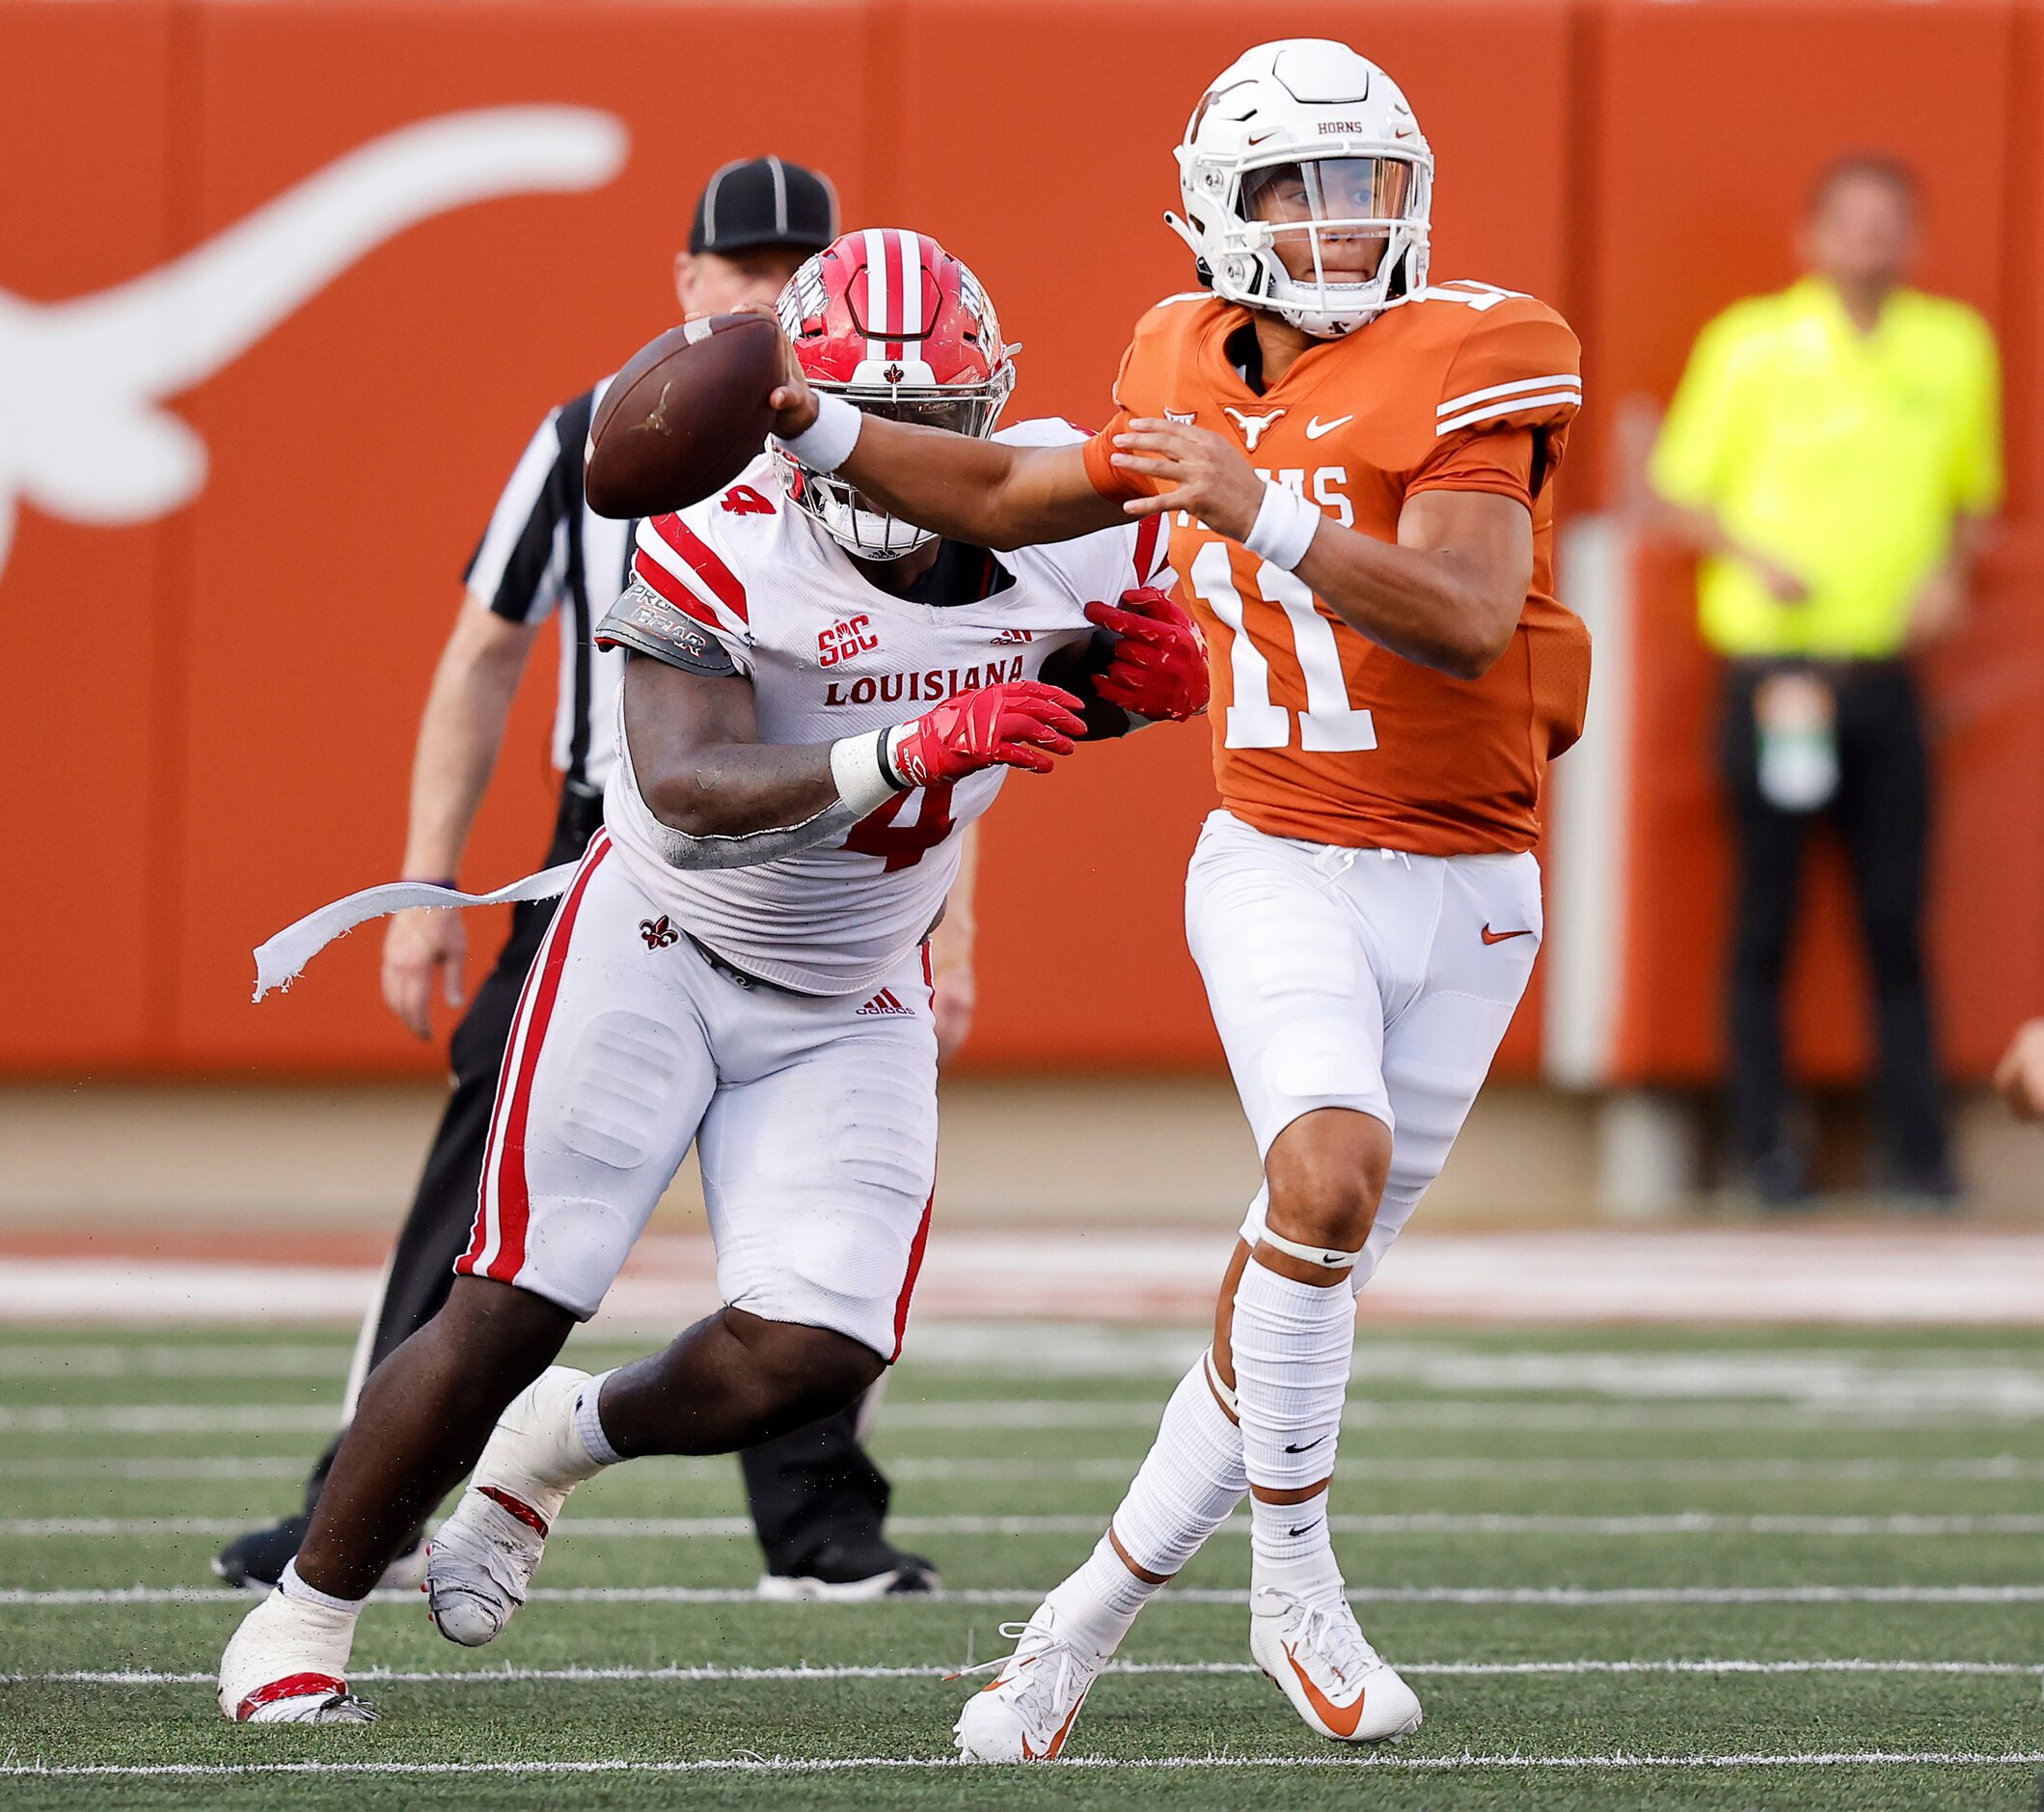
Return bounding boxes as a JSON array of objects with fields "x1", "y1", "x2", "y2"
[{"x1": 1188, "y1": 541, "x2": 1377, "y2": 753}]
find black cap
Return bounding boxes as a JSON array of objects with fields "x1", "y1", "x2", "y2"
[{"x1": 689, "y1": 156, "x2": 838, "y2": 257}]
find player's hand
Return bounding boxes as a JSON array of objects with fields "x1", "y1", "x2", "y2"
[
  {"x1": 1994, "y1": 1019, "x2": 2044, "y2": 1122},
  {"x1": 1745, "y1": 552, "x2": 1812, "y2": 606},
  {"x1": 382, "y1": 907, "x2": 466, "y2": 1041},
  {"x1": 732, "y1": 301, "x2": 819, "y2": 438},
  {"x1": 1083, "y1": 586, "x2": 1211, "y2": 722},
  {"x1": 1111, "y1": 421, "x2": 1266, "y2": 539},
  {"x1": 886, "y1": 680, "x2": 1088, "y2": 786},
  {"x1": 933, "y1": 964, "x2": 976, "y2": 1063},
  {"x1": 1904, "y1": 563, "x2": 1967, "y2": 650}
]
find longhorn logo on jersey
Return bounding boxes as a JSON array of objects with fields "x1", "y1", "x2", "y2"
[{"x1": 1223, "y1": 406, "x2": 1286, "y2": 451}]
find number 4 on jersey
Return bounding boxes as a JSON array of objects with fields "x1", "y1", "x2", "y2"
[
  {"x1": 1188, "y1": 541, "x2": 1376, "y2": 753},
  {"x1": 843, "y1": 783, "x2": 956, "y2": 871}
]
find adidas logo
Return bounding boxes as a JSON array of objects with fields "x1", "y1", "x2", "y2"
[
  {"x1": 855, "y1": 988, "x2": 915, "y2": 1017},
  {"x1": 992, "y1": 627, "x2": 1035, "y2": 645}
]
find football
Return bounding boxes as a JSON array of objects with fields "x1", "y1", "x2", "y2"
[{"x1": 585, "y1": 313, "x2": 782, "y2": 518}]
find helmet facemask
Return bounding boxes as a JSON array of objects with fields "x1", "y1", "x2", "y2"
[
  {"x1": 773, "y1": 380, "x2": 1012, "y2": 559},
  {"x1": 1176, "y1": 147, "x2": 1431, "y2": 339}
]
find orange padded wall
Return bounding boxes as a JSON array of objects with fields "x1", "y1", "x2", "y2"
[
  {"x1": 1585, "y1": 0, "x2": 2034, "y2": 1083},
  {"x1": 0, "y1": 0, "x2": 2036, "y2": 1084}
]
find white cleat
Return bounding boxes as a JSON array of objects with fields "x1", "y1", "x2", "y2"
[
  {"x1": 425, "y1": 1365, "x2": 598, "y2": 1647},
  {"x1": 1249, "y1": 1583, "x2": 1423, "y2": 1744},
  {"x1": 217, "y1": 1586, "x2": 376, "y2": 1724},
  {"x1": 952, "y1": 1606, "x2": 1107, "y2": 1762}
]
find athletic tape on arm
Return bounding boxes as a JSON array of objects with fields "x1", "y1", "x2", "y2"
[{"x1": 252, "y1": 866, "x2": 580, "y2": 1002}]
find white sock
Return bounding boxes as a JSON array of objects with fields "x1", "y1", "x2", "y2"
[
  {"x1": 277, "y1": 1556, "x2": 366, "y2": 1616},
  {"x1": 1230, "y1": 1254, "x2": 1354, "y2": 1604},
  {"x1": 1043, "y1": 1356, "x2": 1249, "y2": 1660},
  {"x1": 573, "y1": 1369, "x2": 624, "y2": 1468},
  {"x1": 1109, "y1": 1355, "x2": 1248, "y2": 1577},
  {"x1": 475, "y1": 1367, "x2": 617, "y2": 1530},
  {"x1": 1045, "y1": 1535, "x2": 1156, "y2": 1659}
]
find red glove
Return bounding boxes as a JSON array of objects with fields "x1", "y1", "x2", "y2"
[
  {"x1": 1082, "y1": 587, "x2": 1210, "y2": 723},
  {"x1": 886, "y1": 680, "x2": 1088, "y2": 787}
]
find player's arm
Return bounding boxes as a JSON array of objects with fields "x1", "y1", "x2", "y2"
[
  {"x1": 384, "y1": 593, "x2": 540, "y2": 1038},
  {"x1": 621, "y1": 656, "x2": 1085, "y2": 867},
  {"x1": 607, "y1": 559, "x2": 1088, "y2": 872},
  {"x1": 930, "y1": 825, "x2": 978, "y2": 1062},
  {"x1": 769, "y1": 348, "x2": 1121, "y2": 550},
  {"x1": 1107, "y1": 421, "x2": 1531, "y2": 680}
]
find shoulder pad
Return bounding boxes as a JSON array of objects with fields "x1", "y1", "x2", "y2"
[
  {"x1": 993, "y1": 416, "x2": 1090, "y2": 451},
  {"x1": 1423, "y1": 286, "x2": 1581, "y2": 437}
]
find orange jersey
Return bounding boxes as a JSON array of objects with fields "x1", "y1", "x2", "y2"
[{"x1": 1082, "y1": 283, "x2": 1590, "y2": 855}]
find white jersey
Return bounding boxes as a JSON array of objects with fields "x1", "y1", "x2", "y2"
[{"x1": 602, "y1": 421, "x2": 1166, "y2": 997}]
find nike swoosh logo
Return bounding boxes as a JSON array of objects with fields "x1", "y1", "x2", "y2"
[
  {"x1": 1284, "y1": 1642, "x2": 1368, "y2": 1738},
  {"x1": 1018, "y1": 1682, "x2": 1092, "y2": 1760},
  {"x1": 1305, "y1": 414, "x2": 1353, "y2": 440},
  {"x1": 1481, "y1": 924, "x2": 1534, "y2": 946},
  {"x1": 1286, "y1": 1522, "x2": 1320, "y2": 1538},
  {"x1": 1284, "y1": 1435, "x2": 1330, "y2": 1454}
]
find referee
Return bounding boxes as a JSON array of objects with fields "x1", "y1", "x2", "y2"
[{"x1": 217, "y1": 156, "x2": 961, "y2": 1600}]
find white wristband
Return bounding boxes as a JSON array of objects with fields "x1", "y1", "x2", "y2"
[
  {"x1": 830, "y1": 730, "x2": 904, "y2": 816},
  {"x1": 1242, "y1": 480, "x2": 1322, "y2": 571},
  {"x1": 775, "y1": 392, "x2": 862, "y2": 474}
]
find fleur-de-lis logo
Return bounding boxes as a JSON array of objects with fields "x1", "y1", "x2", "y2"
[{"x1": 639, "y1": 916, "x2": 680, "y2": 950}]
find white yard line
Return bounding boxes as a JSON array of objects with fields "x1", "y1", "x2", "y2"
[
  {"x1": 0, "y1": 1344, "x2": 352, "y2": 1378},
  {"x1": 0, "y1": 1405, "x2": 339, "y2": 1434},
  {"x1": 9, "y1": 1453, "x2": 2043, "y2": 1485},
  {"x1": 4, "y1": 1582, "x2": 2038, "y2": 1606},
  {"x1": 8, "y1": 1658, "x2": 2036, "y2": 1687},
  {"x1": 883, "y1": 1455, "x2": 2044, "y2": 1484},
  {"x1": 11, "y1": 1511, "x2": 2044, "y2": 1539},
  {"x1": 12, "y1": 1397, "x2": 2039, "y2": 1436},
  {"x1": 3, "y1": 1458, "x2": 303, "y2": 1480},
  {"x1": 2, "y1": 1751, "x2": 2039, "y2": 1778},
  {"x1": 886, "y1": 1399, "x2": 2044, "y2": 1432}
]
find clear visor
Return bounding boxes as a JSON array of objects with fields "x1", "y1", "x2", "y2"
[
  {"x1": 834, "y1": 389, "x2": 1006, "y2": 440},
  {"x1": 1240, "y1": 155, "x2": 1417, "y2": 229},
  {"x1": 1239, "y1": 156, "x2": 1419, "y2": 288}
]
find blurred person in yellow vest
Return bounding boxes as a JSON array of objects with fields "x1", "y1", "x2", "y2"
[{"x1": 1648, "y1": 154, "x2": 2002, "y2": 1204}]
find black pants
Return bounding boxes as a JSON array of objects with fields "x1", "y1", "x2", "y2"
[
  {"x1": 304, "y1": 783, "x2": 893, "y2": 1574},
  {"x1": 1719, "y1": 660, "x2": 1949, "y2": 1183}
]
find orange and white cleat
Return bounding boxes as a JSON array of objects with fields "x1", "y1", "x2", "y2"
[
  {"x1": 951, "y1": 1606, "x2": 1108, "y2": 1762},
  {"x1": 217, "y1": 1587, "x2": 376, "y2": 1724},
  {"x1": 1248, "y1": 1582, "x2": 1422, "y2": 1743}
]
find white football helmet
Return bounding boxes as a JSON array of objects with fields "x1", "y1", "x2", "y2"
[{"x1": 1167, "y1": 40, "x2": 1433, "y2": 339}]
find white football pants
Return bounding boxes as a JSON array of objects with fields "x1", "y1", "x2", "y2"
[
  {"x1": 455, "y1": 830, "x2": 940, "y2": 1359},
  {"x1": 1186, "y1": 809, "x2": 1542, "y2": 1291}
]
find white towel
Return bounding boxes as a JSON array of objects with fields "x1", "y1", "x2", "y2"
[{"x1": 252, "y1": 864, "x2": 581, "y2": 1002}]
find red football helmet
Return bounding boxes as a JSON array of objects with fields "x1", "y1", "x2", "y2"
[{"x1": 775, "y1": 229, "x2": 1017, "y2": 557}]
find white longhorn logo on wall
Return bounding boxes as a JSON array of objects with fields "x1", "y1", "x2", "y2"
[{"x1": 0, "y1": 106, "x2": 628, "y2": 580}]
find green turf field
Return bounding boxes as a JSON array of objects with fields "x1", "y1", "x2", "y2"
[{"x1": 0, "y1": 1321, "x2": 2038, "y2": 1809}]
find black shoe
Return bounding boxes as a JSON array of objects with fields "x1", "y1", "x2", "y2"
[
  {"x1": 211, "y1": 1512, "x2": 427, "y2": 1595},
  {"x1": 1747, "y1": 1145, "x2": 1813, "y2": 1208},
  {"x1": 755, "y1": 1537, "x2": 941, "y2": 1602},
  {"x1": 1879, "y1": 1158, "x2": 1964, "y2": 1211}
]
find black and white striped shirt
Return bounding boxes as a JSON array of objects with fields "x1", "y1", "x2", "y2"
[{"x1": 462, "y1": 379, "x2": 633, "y2": 790}]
